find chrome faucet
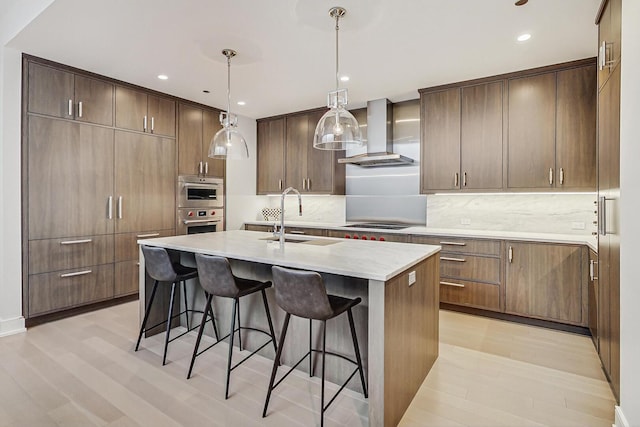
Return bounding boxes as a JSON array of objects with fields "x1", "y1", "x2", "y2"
[{"x1": 275, "y1": 187, "x2": 302, "y2": 245}]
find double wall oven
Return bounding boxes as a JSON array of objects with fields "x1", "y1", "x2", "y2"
[{"x1": 177, "y1": 175, "x2": 225, "y2": 234}]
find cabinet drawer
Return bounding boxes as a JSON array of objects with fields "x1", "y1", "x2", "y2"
[
  {"x1": 29, "y1": 235, "x2": 114, "y2": 274},
  {"x1": 439, "y1": 279, "x2": 500, "y2": 311},
  {"x1": 286, "y1": 227, "x2": 325, "y2": 237},
  {"x1": 29, "y1": 264, "x2": 114, "y2": 316},
  {"x1": 116, "y1": 229, "x2": 175, "y2": 262},
  {"x1": 115, "y1": 260, "x2": 140, "y2": 297},
  {"x1": 245, "y1": 224, "x2": 272, "y2": 232},
  {"x1": 411, "y1": 235, "x2": 501, "y2": 256},
  {"x1": 440, "y1": 253, "x2": 501, "y2": 284}
]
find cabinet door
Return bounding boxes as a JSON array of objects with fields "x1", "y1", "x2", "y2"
[
  {"x1": 421, "y1": 88, "x2": 461, "y2": 191},
  {"x1": 28, "y1": 117, "x2": 114, "y2": 239},
  {"x1": 507, "y1": 73, "x2": 556, "y2": 188},
  {"x1": 115, "y1": 86, "x2": 148, "y2": 132},
  {"x1": 588, "y1": 249, "x2": 598, "y2": 348},
  {"x1": 505, "y1": 242, "x2": 585, "y2": 325},
  {"x1": 114, "y1": 131, "x2": 176, "y2": 233},
  {"x1": 460, "y1": 82, "x2": 503, "y2": 189},
  {"x1": 305, "y1": 110, "x2": 335, "y2": 193},
  {"x1": 257, "y1": 117, "x2": 285, "y2": 194},
  {"x1": 285, "y1": 113, "x2": 309, "y2": 191},
  {"x1": 203, "y1": 108, "x2": 225, "y2": 177},
  {"x1": 178, "y1": 103, "x2": 203, "y2": 175},
  {"x1": 28, "y1": 62, "x2": 74, "y2": 118},
  {"x1": 556, "y1": 65, "x2": 596, "y2": 190},
  {"x1": 74, "y1": 75, "x2": 114, "y2": 126},
  {"x1": 148, "y1": 95, "x2": 176, "y2": 137}
]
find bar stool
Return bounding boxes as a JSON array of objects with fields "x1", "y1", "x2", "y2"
[
  {"x1": 263, "y1": 266, "x2": 368, "y2": 426},
  {"x1": 135, "y1": 245, "x2": 219, "y2": 365},
  {"x1": 187, "y1": 253, "x2": 278, "y2": 399}
]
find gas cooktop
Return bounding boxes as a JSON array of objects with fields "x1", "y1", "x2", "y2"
[{"x1": 343, "y1": 223, "x2": 411, "y2": 230}]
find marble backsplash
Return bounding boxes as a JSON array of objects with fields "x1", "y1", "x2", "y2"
[
  {"x1": 426, "y1": 193, "x2": 597, "y2": 235},
  {"x1": 260, "y1": 195, "x2": 346, "y2": 223}
]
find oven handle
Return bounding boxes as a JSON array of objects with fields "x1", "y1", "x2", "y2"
[
  {"x1": 182, "y1": 183, "x2": 221, "y2": 189},
  {"x1": 183, "y1": 219, "x2": 222, "y2": 225}
]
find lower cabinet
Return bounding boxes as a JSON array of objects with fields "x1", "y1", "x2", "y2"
[
  {"x1": 588, "y1": 249, "x2": 598, "y2": 348},
  {"x1": 244, "y1": 224, "x2": 326, "y2": 236},
  {"x1": 505, "y1": 242, "x2": 587, "y2": 326}
]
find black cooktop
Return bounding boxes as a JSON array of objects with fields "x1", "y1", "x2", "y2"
[{"x1": 344, "y1": 223, "x2": 410, "y2": 230}]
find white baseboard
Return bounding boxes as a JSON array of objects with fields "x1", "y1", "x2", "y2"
[
  {"x1": 615, "y1": 406, "x2": 629, "y2": 427},
  {"x1": 0, "y1": 316, "x2": 26, "y2": 338}
]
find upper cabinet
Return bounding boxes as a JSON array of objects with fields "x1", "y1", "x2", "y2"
[
  {"x1": 257, "y1": 108, "x2": 345, "y2": 195},
  {"x1": 177, "y1": 103, "x2": 225, "y2": 177},
  {"x1": 597, "y1": 0, "x2": 621, "y2": 89},
  {"x1": 115, "y1": 86, "x2": 176, "y2": 137},
  {"x1": 507, "y1": 64, "x2": 596, "y2": 190},
  {"x1": 28, "y1": 62, "x2": 114, "y2": 126}
]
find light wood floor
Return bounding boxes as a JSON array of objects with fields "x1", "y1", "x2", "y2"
[{"x1": 0, "y1": 302, "x2": 614, "y2": 426}]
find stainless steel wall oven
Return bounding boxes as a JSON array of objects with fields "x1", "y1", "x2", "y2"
[{"x1": 177, "y1": 175, "x2": 225, "y2": 234}]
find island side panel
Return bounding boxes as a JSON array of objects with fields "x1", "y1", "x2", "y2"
[{"x1": 384, "y1": 254, "x2": 440, "y2": 427}]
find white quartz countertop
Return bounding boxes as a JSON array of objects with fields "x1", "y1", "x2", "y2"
[
  {"x1": 244, "y1": 220, "x2": 598, "y2": 252},
  {"x1": 138, "y1": 230, "x2": 440, "y2": 281}
]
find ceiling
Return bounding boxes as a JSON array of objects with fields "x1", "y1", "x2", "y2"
[{"x1": 8, "y1": 0, "x2": 600, "y2": 119}]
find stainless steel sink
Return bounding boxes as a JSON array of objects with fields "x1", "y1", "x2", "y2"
[{"x1": 260, "y1": 236, "x2": 310, "y2": 243}]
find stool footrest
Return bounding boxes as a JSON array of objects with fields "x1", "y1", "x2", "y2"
[
  {"x1": 193, "y1": 325, "x2": 274, "y2": 358},
  {"x1": 140, "y1": 308, "x2": 206, "y2": 335}
]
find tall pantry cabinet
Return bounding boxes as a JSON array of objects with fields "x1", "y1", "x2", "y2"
[
  {"x1": 595, "y1": 0, "x2": 620, "y2": 402},
  {"x1": 22, "y1": 55, "x2": 176, "y2": 322}
]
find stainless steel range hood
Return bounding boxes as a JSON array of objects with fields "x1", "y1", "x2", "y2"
[{"x1": 338, "y1": 98, "x2": 414, "y2": 167}]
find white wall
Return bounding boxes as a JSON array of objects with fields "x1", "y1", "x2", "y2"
[{"x1": 618, "y1": 1, "x2": 640, "y2": 426}]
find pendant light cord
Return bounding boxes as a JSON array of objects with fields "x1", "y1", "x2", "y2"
[
  {"x1": 335, "y1": 13, "x2": 340, "y2": 91},
  {"x1": 226, "y1": 54, "x2": 231, "y2": 125}
]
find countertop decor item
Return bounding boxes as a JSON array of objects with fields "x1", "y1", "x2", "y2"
[
  {"x1": 261, "y1": 207, "x2": 281, "y2": 221},
  {"x1": 209, "y1": 49, "x2": 249, "y2": 160},
  {"x1": 313, "y1": 7, "x2": 363, "y2": 151}
]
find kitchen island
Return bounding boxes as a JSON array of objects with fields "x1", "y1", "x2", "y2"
[{"x1": 138, "y1": 230, "x2": 440, "y2": 427}]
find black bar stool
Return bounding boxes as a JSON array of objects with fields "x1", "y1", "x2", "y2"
[
  {"x1": 187, "y1": 253, "x2": 278, "y2": 399},
  {"x1": 135, "y1": 245, "x2": 219, "y2": 365},
  {"x1": 263, "y1": 265, "x2": 368, "y2": 426}
]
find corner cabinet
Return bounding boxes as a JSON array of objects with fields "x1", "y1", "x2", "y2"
[
  {"x1": 505, "y1": 242, "x2": 587, "y2": 326},
  {"x1": 256, "y1": 108, "x2": 345, "y2": 195},
  {"x1": 177, "y1": 102, "x2": 225, "y2": 177}
]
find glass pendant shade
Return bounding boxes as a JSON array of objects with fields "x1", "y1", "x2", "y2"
[
  {"x1": 210, "y1": 126, "x2": 249, "y2": 160},
  {"x1": 313, "y1": 106, "x2": 363, "y2": 150}
]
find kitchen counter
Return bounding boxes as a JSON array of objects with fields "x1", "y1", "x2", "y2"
[
  {"x1": 138, "y1": 230, "x2": 440, "y2": 426},
  {"x1": 244, "y1": 220, "x2": 598, "y2": 252}
]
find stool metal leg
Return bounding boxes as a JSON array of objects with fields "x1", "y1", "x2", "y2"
[
  {"x1": 205, "y1": 292, "x2": 220, "y2": 341},
  {"x1": 320, "y1": 320, "x2": 327, "y2": 427},
  {"x1": 263, "y1": 312, "x2": 291, "y2": 418},
  {"x1": 309, "y1": 319, "x2": 313, "y2": 377},
  {"x1": 187, "y1": 293, "x2": 214, "y2": 379},
  {"x1": 348, "y1": 307, "x2": 368, "y2": 397},
  {"x1": 236, "y1": 300, "x2": 243, "y2": 352},
  {"x1": 261, "y1": 289, "x2": 278, "y2": 356},
  {"x1": 135, "y1": 280, "x2": 159, "y2": 351},
  {"x1": 162, "y1": 281, "x2": 177, "y2": 366},
  {"x1": 225, "y1": 298, "x2": 238, "y2": 399},
  {"x1": 182, "y1": 281, "x2": 190, "y2": 331}
]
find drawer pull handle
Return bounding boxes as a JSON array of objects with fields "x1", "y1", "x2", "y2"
[
  {"x1": 440, "y1": 281, "x2": 465, "y2": 288},
  {"x1": 439, "y1": 241, "x2": 466, "y2": 246},
  {"x1": 136, "y1": 233, "x2": 160, "y2": 238},
  {"x1": 60, "y1": 239, "x2": 92, "y2": 245},
  {"x1": 60, "y1": 270, "x2": 92, "y2": 278},
  {"x1": 441, "y1": 257, "x2": 466, "y2": 262},
  {"x1": 289, "y1": 230, "x2": 305, "y2": 235}
]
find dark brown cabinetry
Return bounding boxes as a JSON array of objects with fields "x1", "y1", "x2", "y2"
[
  {"x1": 177, "y1": 102, "x2": 225, "y2": 177},
  {"x1": 588, "y1": 249, "x2": 598, "y2": 349},
  {"x1": 245, "y1": 224, "x2": 326, "y2": 237},
  {"x1": 28, "y1": 62, "x2": 114, "y2": 126},
  {"x1": 505, "y1": 242, "x2": 587, "y2": 326},
  {"x1": 115, "y1": 86, "x2": 176, "y2": 137},
  {"x1": 596, "y1": 0, "x2": 620, "y2": 401},
  {"x1": 257, "y1": 109, "x2": 345, "y2": 195}
]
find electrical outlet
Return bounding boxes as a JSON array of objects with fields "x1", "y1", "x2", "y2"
[
  {"x1": 460, "y1": 218, "x2": 471, "y2": 225},
  {"x1": 571, "y1": 222, "x2": 586, "y2": 230},
  {"x1": 408, "y1": 271, "x2": 416, "y2": 286}
]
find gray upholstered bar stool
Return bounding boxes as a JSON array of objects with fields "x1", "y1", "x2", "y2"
[
  {"x1": 187, "y1": 253, "x2": 278, "y2": 399},
  {"x1": 135, "y1": 245, "x2": 219, "y2": 365},
  {"x1": 263, "y1": 265, "x2": 368, "y2": 426}
]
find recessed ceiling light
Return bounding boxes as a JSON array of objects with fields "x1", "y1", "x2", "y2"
[
  {"x1": 515, "y1": 0, "x2": 528, "y2": 5},
  {"x1": 157, "y1": 74, "x2": 168, "y2": 80},
  {"x1": 203, "y1": 90, "x2": 210, "y2": 93},
  {"x1": 237, "y1": 101, "x2": 246, "y2": 106},
  {"x1": 340, "y1": 75, "x2": 350, "y2": 82},
  {"x1": 517, "y1": 33, "x2": 531, "y2": 42}
]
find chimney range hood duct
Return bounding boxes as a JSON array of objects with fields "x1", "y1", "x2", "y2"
[{"x1": 337, "y1": 98, "x2": 414, "y2": 167}]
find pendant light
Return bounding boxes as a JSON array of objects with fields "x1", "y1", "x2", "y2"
[
  {"x1": 209, "y1": 49, "x2": 249, "y2": 160},
  {"x1": 313, "y1": 7, "x2": 364, "y2": 150}
]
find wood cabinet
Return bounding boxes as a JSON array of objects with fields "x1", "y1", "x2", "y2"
[
  {"x1": 115, "y1": 86, "x2": 176, "y2": 137},
  {"x1": 597, "y1": 0, "x2": 621, "y2": 89},
  {"x1": 505, "y1": 242, "x2": 587, "y2": 326},
  {"x1": 177, "y1": 102, "x2": 225, "y2": 177},
  {"x1": 257, "y1": 109, "x2": 345, "y2": 195},
  {"x1": 28, "y1": 62, "x2": 114, "y2": 126},
  {"x1": 245, "y1": 224, "x2": 326, "y2": 237},
  {"x1": 421, "y1": 82, "x2": 503, "y2": 192},
  {"x1": 588, "y1": 249, "x2": 598, "y2": 349},
  {"x1": 411, "y1": 235, "x2": 502, "y2": 311},
  {"x1": 507, "y1": 64, "x2": 596, "y2": 190}
]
